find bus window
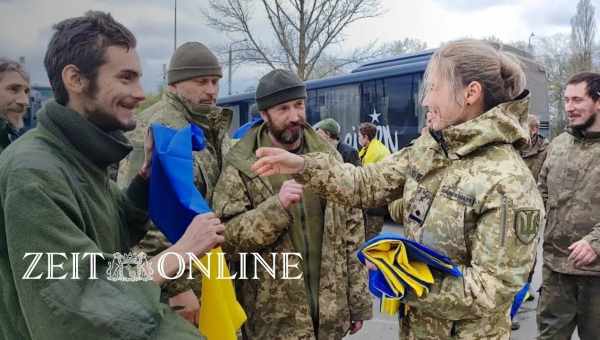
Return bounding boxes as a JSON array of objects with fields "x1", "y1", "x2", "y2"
[
  {"x1": 384, "y1": 74, "x2": 419, "y2": 149},
  {"x1": 312, "y1": 85, "x2": 360, "y2": 146}
]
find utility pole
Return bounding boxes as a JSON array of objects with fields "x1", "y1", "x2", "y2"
[
  {"x1": 174, "y1": 0, "x2": 177, "y2": 53},
  {"x1": 528, "y1": 32, "x2": 535, "y2": 54}
]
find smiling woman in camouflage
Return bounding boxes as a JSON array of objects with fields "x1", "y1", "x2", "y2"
[{"x1": 251, "y1": 39, "x2": 545, "y2": 340}]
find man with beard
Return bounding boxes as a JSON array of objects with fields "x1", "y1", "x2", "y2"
[
  {"x1": 0, "y1": 11, "x2": 225, "y2": 339},
  {"x1": 0, "y1": 58, "x2": 30, "y2": 153},
  {"x1": 119, "y1": 41, "x2": 233, "y2": 326},
  {"x1": 537, "y1": 72, "x2": 600, "y2": 340},
  {"x1": 212, "y1": 69, "x2": 371, "y2": 340}
]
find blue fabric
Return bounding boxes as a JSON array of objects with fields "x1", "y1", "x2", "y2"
[
  {"x1": 148, "y1": 123, "x2": 212, "y2": 243},
  {"x1": 232, "y1": 117, "x2": 263, "y2": 139},
  {"x1": 357, "y1": 232, "x2": 462, "y2": 301},
  {"x1": 511, "y1": 282, "x2": 530, "y2": 319}
]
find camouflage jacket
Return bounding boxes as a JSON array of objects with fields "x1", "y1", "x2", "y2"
[
  {"x1": 294, "y1": 94, "x2": 545, "y2": 339},
  {"x1": 119, "y1": 93, "x2": 233, "y2": 296},
  {"x1": 539, "y1": 130, "x2": 600, "y2": 276},
  {"x1": 212, "y1": 123, "x2": 372, "y2": 340},
  {"x1": 520, "y1": 133, "x2": 549, "y2": 180}
]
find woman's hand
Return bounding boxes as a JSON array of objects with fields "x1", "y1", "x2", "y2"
[{"x1": 251, "y1": 147, "x2": 305, "y2": 176}]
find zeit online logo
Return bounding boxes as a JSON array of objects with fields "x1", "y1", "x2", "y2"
[{"x1": 21, "y1": 252, "x2": 304, "y2": 281}]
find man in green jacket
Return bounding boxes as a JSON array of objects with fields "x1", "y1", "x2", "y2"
[
  {"x1": 119, "y1": 41, "x2": 233, "y2": 325},
  {"x1": 0, "y1": 11, "x2": 225, "y2": 340},
  {"x1": 537, "y1": 72, "x2": 600, "y2": 340},
  {"x1": 213, "y1": 69, "x2": 372, "y2": 340},
  {"x1": 0, "y1": 58, "x2": 30, "y2": 153}
]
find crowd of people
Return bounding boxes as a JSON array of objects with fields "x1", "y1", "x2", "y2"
[{"x1": 0, "y1": 10, "x2": 599, "y2": 340}]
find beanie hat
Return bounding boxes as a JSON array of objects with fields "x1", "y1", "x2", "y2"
[
  {"x1": 168, "y1": 42, "x2": 222, "y2": 85},
  {"x1": 255, "y1": 69, "x2": 306, "y2": 111},
  {"x1": 314, "y1": 118, "x2": 341, "y2": 138}
]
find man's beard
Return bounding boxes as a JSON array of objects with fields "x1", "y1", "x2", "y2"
[
  {"x1": 265, "y1": 116, "x2": 304, "y2": 145},
  {"x1": 570, "y1": 113, "x2": 596, "y2": 133},
  {"x1": 82, "y1": 85, "x2": 136, "y2": 132}
]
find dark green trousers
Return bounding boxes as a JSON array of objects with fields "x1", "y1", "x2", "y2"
[{"x1": 537, "y1": 265, "x2": 600, "y2": 340}]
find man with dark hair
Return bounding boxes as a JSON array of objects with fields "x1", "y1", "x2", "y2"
[
  {"x1": 537, "y1": 71, "x2": 600, "y2": 340},
  {"x1": 118, "y1": 41, "x2": 233, "y2": 326},
  {"x1": 314, "y1": 118, "x2": 360, "y2": 166},
  {"x1": 0, "y1": 58, "x2": 30, "y2": 152},
  {"x1": 0, "y1": 11, "x2": 224, "y2": 339},
  {"x1": 212, "y1": 69, "x2": 371, "y2": 339}
]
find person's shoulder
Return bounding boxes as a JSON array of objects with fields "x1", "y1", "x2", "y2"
[{"x1": 0, "y1": 131, "x2": 71, "y2": 189}]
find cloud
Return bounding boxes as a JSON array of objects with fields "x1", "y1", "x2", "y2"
[
  {"x1": 431, "y1": 0, "x2": 518, "y2": 11},
  {"x1": 0, "y1": 0, "x2": 586, "y2": 95}
]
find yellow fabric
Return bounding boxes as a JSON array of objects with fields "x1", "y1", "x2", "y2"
[
  {"x1": 362, "y1": 240, "x2": 436, "y2": 315},
  {"x1": 196, "y1": 247, "x2": 247, "y2": 340},
  {"x1": 359, "y1": 139, "x2": 391, "y2": 165}
]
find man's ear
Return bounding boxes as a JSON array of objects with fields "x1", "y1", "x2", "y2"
[
  {"x1": 61, "y1": 64, "x2": 88, "y2": 96},
  {"x1": 259, "y1": 110, "x2": 268, "y2": 122}
]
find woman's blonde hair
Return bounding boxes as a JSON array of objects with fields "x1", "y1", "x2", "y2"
[{"x1": 422, "y1": 39, "x2": 526, "y2": 111}]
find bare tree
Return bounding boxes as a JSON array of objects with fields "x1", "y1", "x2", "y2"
[
  {"x1": 570, "y1": 0, "x2": 596, "y2": 72},
  {"x1": 203, "y1": 0, "x2": 383, "y2": 80},
  {"x1": 536, "y1": 33, "x2": 573, "y2": 137},
  {"x1": 377, "y1": 38, "x2": 428, "y2": 57}
]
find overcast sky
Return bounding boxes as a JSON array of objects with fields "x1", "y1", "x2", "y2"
[{"x1": 0, "y1": 0, "x2": 589, "y2": 96}]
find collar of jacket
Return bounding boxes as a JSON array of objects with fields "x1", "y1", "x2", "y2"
[
  {"x1": 521, "y1": 133, "x2": 548, "y2": 157},
  {"x1": 225, "y1": 121, "x2": 336, "y2": 180},
  {"x1": 38, "y1": 100, "x2": 133, "y2": 168},
  {"x1": 566, "y1": 127, "x2": 600, "y2": 142},
  {"x1": 0, "y1": 118, "x2": 13, "y2": 148},
  {"x1": 439, "y1": 90, "x2": 530, "y2": 159},
  {"x1": 165, "y1": 92, "x2": 233, "y2": 134}
]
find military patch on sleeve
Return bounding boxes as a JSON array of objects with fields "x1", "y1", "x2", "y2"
[
  {"x1": 407, "y1": 186, "x2": 433, "y2": 226},
  {"x1": 514, "y1": 209, "x2": 541, "y2": 244}
]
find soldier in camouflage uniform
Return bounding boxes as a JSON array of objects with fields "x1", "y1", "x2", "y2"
[
  {"x1": 252, "y1": 40, "x2": 545, "y2": 339},
  {"x1": 520, "y1": 114, "x2": 548, "y2": 180},
  {"x1": 119, "y1": 42, "x2": 233, "y2": 326},
  {"x1": 212, "y1": 69, "x2": 372, "y2": 340},
  {"x1": 537, "y1": 72, "x2": 600, "y2": 340}
]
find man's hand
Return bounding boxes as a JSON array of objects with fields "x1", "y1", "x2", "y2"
[
  {"x1": 139, "y1": 128, "x2": 153, "y2": 179},
  {"x1": 252, "y1": 147, "x2": 305, "y2": 176},
  {"x1": 278, "y1": 179, "x2": 303, "y2": 209},
  {"x1": 568, "y1": 239, "x2": 598, "y2": 267},
  {"x1": 175, "y1": 213, "x2": 225, "y2": 257},
  {"x1": 169, "y1": 289, "x2": 200, "y2": 326},
  {"x1": 348, "y1": 320, "x2": 364, "y2": 335},
  {"x1": 149, "y1": 213, "x2": 225, "y2": 285}
]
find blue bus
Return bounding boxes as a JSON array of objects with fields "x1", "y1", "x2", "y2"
[
  {"x1": 218, "y1": 47, "x2": 549, "y2": 152},
  {"x1": 24, "y1": 85, "x2": 53, "y2": 131}
]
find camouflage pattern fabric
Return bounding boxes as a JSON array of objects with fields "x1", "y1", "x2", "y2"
[
  {"x1": 212, "y1": 123, "x2": 372, "y2": 340},
  {"x1": 119, "y1": 93, "x2": 233, "y2": 297},
  {"x1": 520, "y1": 133, "x2": 549, "y2": 181},
  {"x1": 538, "y1": 130, "x2": 600, "y2": 276},
  {"x1": 293, "y1": 95, "x2": 545, "y2": 339}
]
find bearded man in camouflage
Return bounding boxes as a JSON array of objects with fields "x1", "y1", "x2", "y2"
[
  {"x1": 212, "y1": 69, "x2": 372, "y2": 340},
  {"x1": 537, "y1": 72, "x2": 600, "y2": 340}
]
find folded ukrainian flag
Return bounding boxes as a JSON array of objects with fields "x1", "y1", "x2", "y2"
[
  {"x1": 149, "y1": 123, "x2": 246, "y2": 340},
  {"x1": 357, "y1": 232, "x2": 461, "y2": 315}
]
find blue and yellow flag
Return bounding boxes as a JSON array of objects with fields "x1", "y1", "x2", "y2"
[
  {"x1": 357, "y1": 232, "x2": 461, "y2": 315},
  {"x1": 148, "y1": 123, "x2": 246, "y2": 340}
]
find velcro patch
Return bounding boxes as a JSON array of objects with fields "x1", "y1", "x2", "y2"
[
  {"x1": 514, "y1": 209, "x2": 541, "y2": 244},
  {"x1": 440, "y1": 187, "x2": 475, "y2": 206}
]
